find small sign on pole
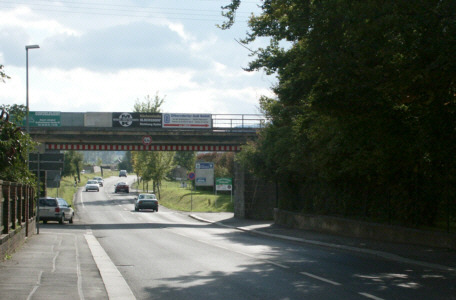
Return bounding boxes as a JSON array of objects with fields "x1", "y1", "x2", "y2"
[{"x1": 216, "y1": 177, "x2": 233, "y2": 203}]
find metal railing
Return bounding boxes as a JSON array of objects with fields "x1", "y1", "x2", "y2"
[
  {"x1": 211, "y1": 114, "x2": 268, "y2": 130},
  {"x1": 1, "y1": 180, "x2": 35, "y2": 236}
]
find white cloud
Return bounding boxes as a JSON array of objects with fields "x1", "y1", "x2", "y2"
[
  {"x1": 0, "y1": 6, "x2": 80, "y2": 39},
  {"x1": 0, "y1": 1, "x2": 275, "y2": 116}
]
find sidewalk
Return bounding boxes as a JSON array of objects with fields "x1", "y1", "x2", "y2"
[{"x1": 189, "y1": 212, "x2": 456, "y2": 273}]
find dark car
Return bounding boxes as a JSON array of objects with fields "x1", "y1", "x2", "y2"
[
  {"x1": 119, "y1": 170, "x2": 127, "y2": 177},
  {"x1": 135, "y1": 193, "x2": 159, "y2": 212},
  {"x1": 39, "y1": 197, "x2": 74, "y2": 224},
  {"x1": 115, "y1": 182, "x2": 129, "y2": 193}
]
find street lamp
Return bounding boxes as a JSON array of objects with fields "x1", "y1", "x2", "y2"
[
  {"x1": 25, "y1": 44, "x2": 40, "y2": 234},
  {"x1": 25, "y1": 44, "x2": 40, "y2": 133}
]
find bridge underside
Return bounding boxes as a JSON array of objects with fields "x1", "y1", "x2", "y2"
[
  {"x1": 46, "y1": 144, "x2": 241, "y2": 152},
  {"x1": 30, "y1": 127, "x2": 254, "y2": 152}
]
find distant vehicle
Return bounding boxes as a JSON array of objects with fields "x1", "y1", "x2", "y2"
[
  {"x1": 93, "y1": 177, "x2": 104, "y2": 187},
  {"x1": 119, "y1": 170, "x2": 127, "y2": 177},
  {"x1": 135, "y1": 193, "x2": 158, "y2": 212},
  {"x1": 85, "y1": 180, "x2": 100, "y2": 192},
  {"x1": 39, "y1": 197, "x2": 74, "y2": 224},
  {"x1": 115, "y1": 182, "x2": 129, "y2": 193}
]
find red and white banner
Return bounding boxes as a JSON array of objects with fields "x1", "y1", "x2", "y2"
[{"x1": 45, "y1": 144, "x2": 241, "y2": 152}]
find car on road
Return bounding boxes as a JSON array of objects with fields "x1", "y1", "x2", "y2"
[
  {"x1": 115, "y1": 182, "x2": 129, "y2": 193},
  {"x1": 93, "y1": 176, "x2": 104, "y2": 187},
  {"x1": 134, "y1": 193, "x2": 159, "y2": 212},
  {"x1": 85, "y1": 180, "x2": 100, "y2": 192},
  {"x1": 39, "y1": 197, "x2": 74, "y2": 224},
  {"x1": 119, "y1": 170, "x2": 127, "y2": 177}
]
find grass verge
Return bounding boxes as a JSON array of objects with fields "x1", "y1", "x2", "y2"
[{"x1": 134, "y1": 180, "x2": 234, "y2": 212}]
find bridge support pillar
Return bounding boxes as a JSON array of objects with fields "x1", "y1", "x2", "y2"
[{"x1": 234, "y1": 162, "x2": 276, "y2": 220}]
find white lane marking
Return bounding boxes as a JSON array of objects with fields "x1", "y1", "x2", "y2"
[
  {"x1": 85, "y1": 231, "x2": 136, "y2": 300},
  {"x1": 300, "y1": 272, "x2": 342, "y2": 286},
  {"x1": 359, "y1": 292, "x2": 385, "y2": 300},
  {"x1": 74, "y1": 235, "x2": 85, "y2": 300}
]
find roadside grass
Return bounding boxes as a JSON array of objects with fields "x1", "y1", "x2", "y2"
[
  {"x1": 134, "y1": 180, "x2": 234, "y2": 212},
  {"x1": 47, "y1": 170, "x2": 117, "y2": 208},
  {"x1": 47, "y1": 172, "x2": 233, "y2": 213}
]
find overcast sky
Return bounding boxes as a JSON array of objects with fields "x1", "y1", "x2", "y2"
[{"x1": 0, "y1": 0, "x2": 276, "y2": 115}]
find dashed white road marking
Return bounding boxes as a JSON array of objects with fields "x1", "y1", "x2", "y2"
[
  {"x1": 359, "y1": 292, "x2": 385, "y2": 300},
  {"x1": 300, "y1": 272, "x2": 342, "y2": 286}
]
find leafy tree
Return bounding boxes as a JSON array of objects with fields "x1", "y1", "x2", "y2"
[
  {"x1": 0, "y1": 65, "x2": 10, "y2": 83},
  {"x1": 133, "y1": 92, "x2": 165, "y2": 113},
  {"x1": 0, "y1": 105, "x2": 36, "y2": 184},
  {"x1": 222, "y1": 0, "x2": 456, "y2": 227},
  {"x1": 197, "y1": 152, "x2": 235, "y2": 178},
  {"x1": 62, "y1": 151, "x2": 83, "y2": 182},
  {"x1": 173, "y1": 151, "x2": 196, "y2": 171},
  {"x1": 131, "y1": 92, "x2": 175, "y2": 197}
]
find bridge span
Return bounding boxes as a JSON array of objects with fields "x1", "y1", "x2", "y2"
[{"x1": 27, "y1": 112, "x2": 265, "y2": 151}]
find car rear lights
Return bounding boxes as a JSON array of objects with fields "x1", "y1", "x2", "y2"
[{"x1": 55, "y1": 207, "x2": 60, "y2": 213}]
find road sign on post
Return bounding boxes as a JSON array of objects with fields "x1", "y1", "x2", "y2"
[{"x1": 29, "y1": 153, "x2": 64, "y2": 171}]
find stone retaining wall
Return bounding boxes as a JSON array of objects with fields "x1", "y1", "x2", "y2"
[{"x1": 274, "y1": 209, "x2": 456, "y2": 249}]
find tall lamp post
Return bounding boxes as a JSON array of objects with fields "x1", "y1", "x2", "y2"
[
  {"x1": 25, "y1": 44, "x2": 40, "y2": 233},
  {"x1": 25, "y1": 44, "x2": 40, "y2": 133}
]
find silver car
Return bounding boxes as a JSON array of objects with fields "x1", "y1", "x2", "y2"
[
  {"x1": 39, "y1": 197, "x2": 74, "y2": 224},
  {"x1": 134, "y1": 193, "x2": 159, "y2": 212},
  {"x1": 85, "y1": 180, "x2": 100, "y2": 192}
]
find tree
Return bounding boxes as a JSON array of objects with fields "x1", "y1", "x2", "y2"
[
  {"x1": 173, "y1": 151, "x2": 196, "y2": 171},
  {"x1": 131, "y1": 92, "x2": 175, "y2": 198},
  {"x1": 62, "y1": 151, "x2": 83, "y2": 182},
  {"x1": 133, "y1": 92, "x2": 165, "y2": 113},
  {"x1": 0, "y1": 105, "x2": 36, "y2": 184},
  {"x1": 221, "y1": 1, "x2": 456, "y2": 227},
  {"x1": 0, "y1": 65, "x2": 10, "y2": 83}
]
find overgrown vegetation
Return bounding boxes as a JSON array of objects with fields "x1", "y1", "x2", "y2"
[{"x1": 223, "y1": 0, "x2": 456, "y2": 230}]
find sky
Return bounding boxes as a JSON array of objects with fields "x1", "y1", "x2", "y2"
[{"x1": 0, "y1": 0, "x2": 276, "y2": 115}]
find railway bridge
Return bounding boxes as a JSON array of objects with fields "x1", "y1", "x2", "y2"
[{"x1": 27, "y1": 112, "x2": 265, "y2": 151}]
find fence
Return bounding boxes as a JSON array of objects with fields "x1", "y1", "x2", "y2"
[{"x1": 0, "y1": 180, "x2": 36, "y2": 257}]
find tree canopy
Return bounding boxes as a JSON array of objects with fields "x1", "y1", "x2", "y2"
[
  {"x1": 224, "y1": 0, "x2": 456, "y2": 228},
  {"x1": 0, "y1": 105, "x2": 37, "y2": 184}
]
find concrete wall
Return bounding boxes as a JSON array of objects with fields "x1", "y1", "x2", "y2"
[
  {"x1": 274, "y1": 209, "x2": 456, "y2": 249},
  {"x1": 234, "y1": 162, "x2": 276, "y2": 220}
]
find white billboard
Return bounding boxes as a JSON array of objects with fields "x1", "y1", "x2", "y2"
[
  {"x1": 162, "y1": 113, "x2": 212, "y2": 129},
  {"x1": 195, "y1": 162, "x2": 214, "y2": 187}
]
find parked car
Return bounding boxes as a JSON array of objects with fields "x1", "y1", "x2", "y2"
[
  {"x1": 39, "y1": 197, "x2": 74, "y2": 224},
  {"x1": 93, "y1": 177, "x2": 104, "y2": 187},
  {"x1": 119, "y1": 170, "x2": 127, "y2": 177},
  {"x1": 115, "y1": 182, "x2": 129, "y2": 193},
  {"x1": 85, "y1": 180, "x2": 100, "y2": 192},
  {"x1": 134, "y1": 193, "x2": 159, "y2": 212}
]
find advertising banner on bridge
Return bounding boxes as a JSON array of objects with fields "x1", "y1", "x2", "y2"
[
  {"x1": 112, "y1": 112, "x2": 162, "y2": 128},
  {"x1": 23, "y1": 111, "x2": 61, "y2": 127},
  {"x1": 162, "y1": 113, "x2": 212, "y2": 129}
]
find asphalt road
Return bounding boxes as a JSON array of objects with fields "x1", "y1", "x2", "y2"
[{"x1": 70, "y1": 175, "x2": 455, "y2": 300}]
